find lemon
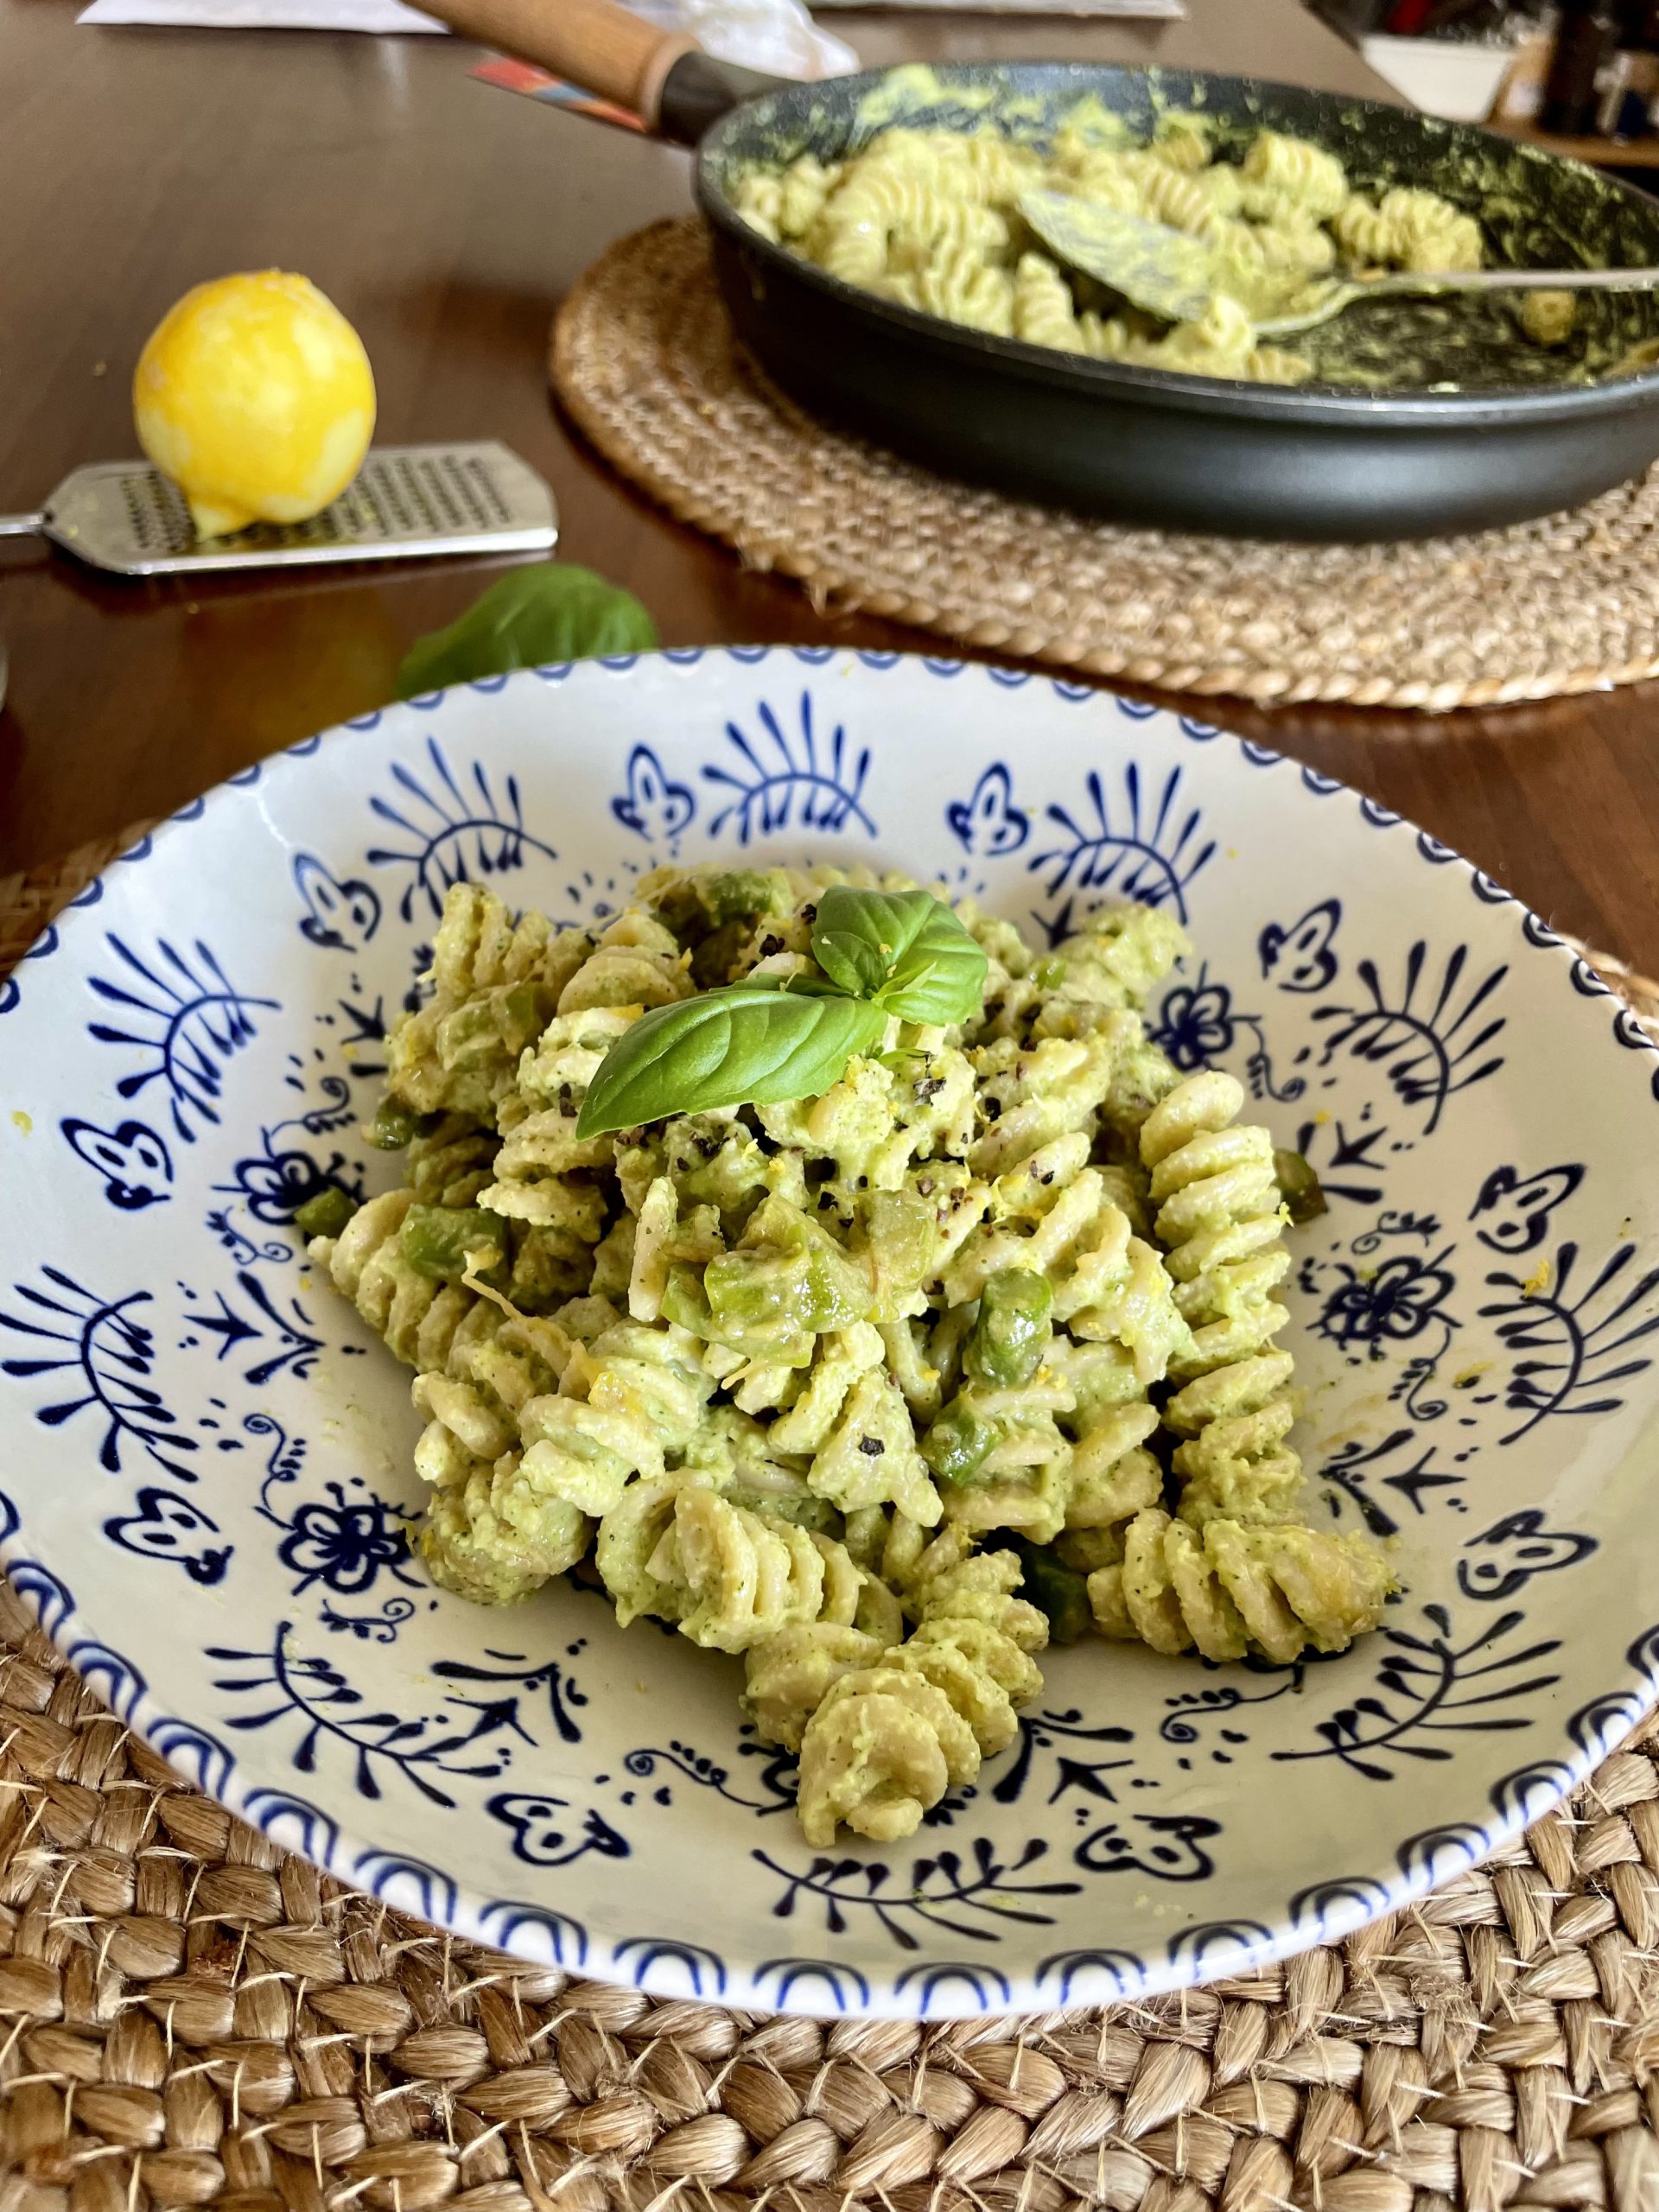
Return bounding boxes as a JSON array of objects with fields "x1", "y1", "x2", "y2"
[{"x1": 133, "y1": 271, "x2": 376, "y2": 538}]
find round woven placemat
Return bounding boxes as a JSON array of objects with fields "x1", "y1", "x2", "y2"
[
  {"x1": 551, "y1": 219, "x2": 1659, "y2": 713},
  {"x1": 5, "y1": 825, "x2": 1659, "y2": 2212}
]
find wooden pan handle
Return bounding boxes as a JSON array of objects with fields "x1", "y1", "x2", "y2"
[{"x1": 422, "y1": 0, "x2": 698, "y2": 128}]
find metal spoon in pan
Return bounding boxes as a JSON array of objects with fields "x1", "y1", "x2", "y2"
[{"x1": 1018, "y1": 189, "x2": 1659, "y2": 340}]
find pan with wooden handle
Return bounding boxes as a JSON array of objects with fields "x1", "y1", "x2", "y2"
[
  {"x1": 419, "y1": 0, "x2": 782, "y2": 143},
  {"x1": 420, "y1": 0, "x2": 1659, "y2": 542}
]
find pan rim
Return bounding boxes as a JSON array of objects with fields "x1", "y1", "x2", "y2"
[{"x1": 694, "y1": 59, "x2": 1659, "y2": 425}]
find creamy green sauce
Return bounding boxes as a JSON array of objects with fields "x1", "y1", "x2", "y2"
[{"x1": 717, "y1": 64, "x2": 1659, "y2": 395}]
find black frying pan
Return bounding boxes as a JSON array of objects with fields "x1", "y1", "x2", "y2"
[{"x1": 426, "y1": 0, "x2": 1659, "y2": 541}]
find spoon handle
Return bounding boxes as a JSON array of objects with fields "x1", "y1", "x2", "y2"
[
  {"x1": 1359, "y1": 266, "x2": 1659, "y2": 296},
  {"x1": 1255, "y1": 264, "x2": 1659, "y2": 340}
]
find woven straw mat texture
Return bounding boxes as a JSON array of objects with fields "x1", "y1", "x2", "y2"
[
  {"x1": 5, "y1": 824, "x2": 1659, "y2": 2212},
  {"x1": 551, "y1": 218, "x2": 1659, "y2": 715}
]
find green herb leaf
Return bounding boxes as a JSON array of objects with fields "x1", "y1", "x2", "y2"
[
  {"x1": 810, "y1": 887, "x2": 987, "y2": 1026},
  {"x1": 575, "y1": 984, "x2": 887, "y2": 1138},
  {"x1": 810, "y1": 887, "x2": 898, "y2": 1000},
  {"x1": 395, "y1": 563, "x2": 658, "y2": 700},
  {"x1": 741, "y1": 971, "x2": 851, "y2": 996}
]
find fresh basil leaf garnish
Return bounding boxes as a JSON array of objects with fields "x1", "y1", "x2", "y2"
[
  {"x1": 576, "y1": 888, "x2": 985, "y2": 1135},
  {"x1": 810, "y1": 887, "x2": 987, "y2": 1025},
  {"x1": 740, "y1": 971, "x2": 853, "y2": 995},
  {"x1": 879, "y1": 900, "x2": 988, "y2": 1025},
  {"x1": 575, "y1": 984, "x2": 887, "y2": 1138},
  {"x1": 395, "y1": 563, "x2": 658, "y2": 700},
  {"x1": 810, "y1": 886, "x2": 901, "y2": 1000}
]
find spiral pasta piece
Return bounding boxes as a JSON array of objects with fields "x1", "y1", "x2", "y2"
[
  {"x1": 1148, "y1": 295, "x2": 1257, "y2": 377},
  {"x1": 385, "y1": 884, "x2": 595, "y2": 1123},
  {"x1": 1013, "y1": 253, "x2": 1084, "y2": 353},
  {"x1": 1211, "y1": 211, "x2": 1336, "y2": 289},
  {"x1": 1060, "y1": 148, "x2": 1143, "y2": 214},
  {"x1": 779, "y1": 154, "x2": 843, "y2": 239},
  {"x1": 934, "y1": 1377, "x2": 1074, "y2": 1546},
  {"x1": 944, "y1": 1143, "x2": 1187, "y2": 1384},
  {"x1": 965, "y1": 1036, "x2": 1125, "y2": 1177},
  {"x1": 916, "y1": 243, "x2": 1015, "y2": 337},
  {"x1": 1129, "y1": 152, "x2": 1243, "y2": 234},
  {"x1": 890, "y1": 201, "x2": 1011, "y2": 274},
  {"x1": 732, "y1": 168, "x2": 784, "y2": 240},
  {"x1": 912, "y1": 1549, "x2": 1050, "y2": 1677},
  {"x1": 1137, "y1": 1070, "x2": 1304, "y2": 1523},
  {"x1": 755, "y1": 1043, "x2": 976, "y2": 1215},
  {"x1": 1087, "y1": 1507, "x2": 1392, "y2": 1664},
  {"x1": 410, "y1": 1294, "x2": 650, "y2": 1597},
  {"x1": 1148, "y1": 118, "x2": 1212, "y2": 175},
  {"x1": 406, "y1": 1115, "x2": 501, "y2": 1208},
  {"x1": 410, "y1": 1295, "x2": 575, "y2": 1473},
  {"x1": 793, "y1": 1548, "x2": 1047, "y2": 1843},
  {"x1": 481, "y1": 1006, "x2": 637, "y2": 1227},
  {"x1": 1334, "y1": 188, "x2": 1483, "y2": 276},
  {"x1": 1061, "y1": 1389, "x2": 1164, "y2": 1534},
  {"x1": 1078, "y1": 311, "x2": 1139, "y2": 362},
  {"x1": 1240, "y1": 129, "x2": 1349, "y2": 221},
  {"x1": 556, "y1": 910, "x2": 694, "y2": 1016},
  {"x1": 419, "y1": 1446, "x2": 588, "y2": 1606},
  {"x1": 594, "y1": 1482, "x2": 899, "y2": 1653},
  {"x1": 671, "y1": 1490, "x2": 899, "y2": 1652},
  {"x1": 805, "y1": 1363, "x2": 943, "y2": 1526},
  {"x1": 742, "y1": 1623, "x2": 887, "y2": 1751},
  {"x1": 1033, "y1": 906, "x2": 1194, "y2": 1038},
  {"x1": 796, "y1": 1668, "x2": 978, "y2": 1844},
  {"x1": 310, "y1": 1189, "x2": 478, "y2": 1370},
  {"x1": 515, "y1": 1320, "x2": 714, "y2": 1518}
]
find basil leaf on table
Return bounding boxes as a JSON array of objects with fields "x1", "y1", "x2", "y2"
[
  {"x1": 575, "y1": 985, "x2": 888, "y2": 1139},
  {"x1": 395, "y1": 563, "x2": 658, "y2": 699},
  {"x1": 810, "y1": 886, "x2": 988, "y2": 1025}
]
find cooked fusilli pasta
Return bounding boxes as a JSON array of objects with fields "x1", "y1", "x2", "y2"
[
  {"x1": 598, "y1": 1481, "x2": 901, "y2": 1653},
  {"x1": 1141, "y1": 1070, "x2": 1304, "y2": 1528},
  {"x1": 792, "y1": 1545, "x2": 1047, "y2": 1843},
  {"x1": 320, "y1": 860, "x2": 1395, "y2": 1842},
  {"x1": 311, "y1": 1188, "x2": 481, "y2": 1370},
  {"x1": 731, "y1": 110, "x2": 1504, "y2": 388},
  {"x1": 420, "y1": 1449, "x2": 587, "y2": 1606},
  {"x1": 1087, "y1": 1508, "x2": 1393, "y2": 1664}
]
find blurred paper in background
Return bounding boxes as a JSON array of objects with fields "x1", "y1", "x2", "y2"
[
  {"x1": 621, "y1": 0, "x2": 855, "y2": 75},
  {"x1": 82, "y1": 0, "x2": 1175, "y2": 39},
  {"x1": 813, "y1": 0, "x2": 1181, "y2": 12},
  {"x1": 79, "y1": 0, "x2": 444, "y2": 27},
  {"x1": 79, "y1": 0, "x2": 857, "y2": 54}
]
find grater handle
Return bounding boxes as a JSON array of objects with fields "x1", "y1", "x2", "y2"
[
  {"x1": 427, "y1": 0, "x2": 696, "y2": 127},
  {"x1": 0, "y1": 513, "x2": 46, "y2": 539}
]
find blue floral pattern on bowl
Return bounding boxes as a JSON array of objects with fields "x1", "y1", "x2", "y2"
[{"x1": 3, "y1": 648, "x2": 1657, "y2": 2020}]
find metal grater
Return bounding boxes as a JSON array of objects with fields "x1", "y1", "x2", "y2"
[{"x1": 0, "y1": 442, "x2": 557, "y2": 576}]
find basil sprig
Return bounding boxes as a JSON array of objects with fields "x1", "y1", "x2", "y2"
[
  {"x1": 575, "y1": 888, "x2": 987, "y2": 1138},
  {"x1": 812, "y1": 886, "x2": 989, "y2": 1025}
]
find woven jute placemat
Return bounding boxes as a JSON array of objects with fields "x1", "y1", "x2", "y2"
[
  {"x1": 551, "y1": 218, "x2": 1659, "y2": 713},
  {"x1": 5, "y1": 823, "x2": 1659, "y2": 2212}
]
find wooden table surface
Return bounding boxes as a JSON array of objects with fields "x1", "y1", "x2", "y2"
[{"x1": 4, "y1": 0, "x2": 1659, "y2": 971}]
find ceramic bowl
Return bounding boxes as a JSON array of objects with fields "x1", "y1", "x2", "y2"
[{"x1": 3, "y1": 648, "x2": 1657, "y2": 2019}]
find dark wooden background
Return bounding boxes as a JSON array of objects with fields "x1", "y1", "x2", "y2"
[{"x1": 4, "y1": 0, "x2": 1658, "y2": 969}]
